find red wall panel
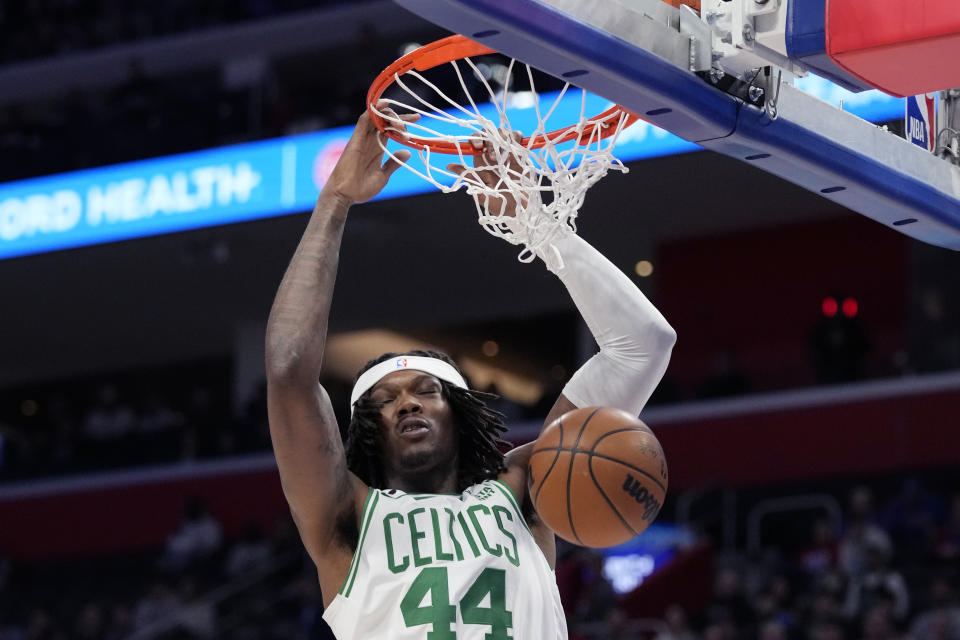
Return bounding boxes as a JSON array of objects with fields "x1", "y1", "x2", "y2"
[
  {"x1": 656, "y1": 217, "x2": 909, "y2": 396},
  {"x1": 655, "y1": 386, "x2": 960, "y2": 491},
  {"x1": 0, "y1": 462, "x2": 287, "y2": 561}
]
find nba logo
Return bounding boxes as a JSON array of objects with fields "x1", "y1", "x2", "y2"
[
  {"x1": 395, "y1": 358, "x2": 408, "y2": 368},
  {"x1": 906, "y1": 93, "x2": 937, "y2": 152}
]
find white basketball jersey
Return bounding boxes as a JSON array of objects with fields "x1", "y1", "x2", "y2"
[{"x1": 323, "y1": 479, "x2": 568, "y2": 639}]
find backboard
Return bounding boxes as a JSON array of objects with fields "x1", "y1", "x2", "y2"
[{"x1": 394, "y1": 0, "x2": 960, "y2": 250}]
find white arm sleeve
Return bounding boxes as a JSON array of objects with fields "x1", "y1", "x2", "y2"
[{"x1": 546, "y1": 233, "x2": 676, "y2": 416}]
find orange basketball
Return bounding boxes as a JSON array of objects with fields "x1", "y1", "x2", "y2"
[{"x1": 527, "y1": 406, "x2": 668, "y2": 547}]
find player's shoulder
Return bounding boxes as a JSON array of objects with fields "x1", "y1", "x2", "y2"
[
  {"x1": 499, "y1": 442, "x2": 534, "y2": 494},
  {"x1": 503, "y1": 441, "x2": 535, "y2": 471}
]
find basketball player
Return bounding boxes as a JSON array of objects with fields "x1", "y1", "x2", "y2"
[{"x1": 265, "y1": 104, "x2": 676, "y2": 639}]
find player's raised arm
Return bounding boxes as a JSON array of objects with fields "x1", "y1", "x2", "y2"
[
  {"x1": 264, "y1": 106, "x2": 412, "y2": 564},
  {"x1": 539, "y1": 230, "x2": 677, "y2": 421},
  {"x1": 453, "y1": 137, "x2": 676, "y2": 563},
  {"x1": 452, "y1": 139, "x2": 677, "y2": 431}
]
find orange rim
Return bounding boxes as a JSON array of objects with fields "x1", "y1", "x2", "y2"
[{"x1": 366, "y1": 34, "x2": 639, "y2": 155}]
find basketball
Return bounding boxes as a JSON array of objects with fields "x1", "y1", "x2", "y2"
[{"x1": 527, "y1": 406, "x2": 668, "y2": 548}]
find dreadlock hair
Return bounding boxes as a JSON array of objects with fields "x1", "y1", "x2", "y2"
[{"x1": 344, "y1": 349, "x2": 510, "y2": 492}]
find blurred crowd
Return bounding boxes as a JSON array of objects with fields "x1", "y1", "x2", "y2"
[
  {"x1": 563, "y1": 480, "x2": 960, "y2": 640},
  {"x1": 0, "y1": 0, "x2": 334, "y2": 64},
  {"x1": 1, "y1": 475, "x2": 958, "y2": 639},
  {"x1": 0, "y1": 496, "x2": 332, "y2": 640},
  {"x1": 0, "y1": 54, "x2": 367, "y2": 183},
  {"x1": 0, "y1": 375, "x2": 268, "y2": 480},
  {"x1": 3, "y1": 332, "x2": 960, "y2": 482},
  {"x1": 0, "y1": 357, "x2": 563, "y2": 482},
  {"x1": 0, "y1": 0, "x2": 431, "y2": 183}
]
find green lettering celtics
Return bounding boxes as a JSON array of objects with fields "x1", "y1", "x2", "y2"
[{"x1": 383, "y1": 504, "x2": 520, "y2": 572}]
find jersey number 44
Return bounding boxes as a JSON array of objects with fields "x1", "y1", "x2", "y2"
[{"x1": 401, "y1": 566, "x2": 513, "y2": 639}]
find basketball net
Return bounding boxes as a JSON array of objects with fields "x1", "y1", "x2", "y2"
[{"x1": 369, "y1": 49, "x2": 635, "y2": 269}]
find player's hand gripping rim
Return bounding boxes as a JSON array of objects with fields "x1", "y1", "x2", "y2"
[
  {"x1": 323, "y1": 101, "x2": 420, "y2": 206},
  {"x1": 446, "y1": 130, "x2": 530, "y2": 218}
]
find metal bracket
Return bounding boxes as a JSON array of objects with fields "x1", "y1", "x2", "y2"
[
  {"x1": 679, "y1": 5, "x2": 713, "y2": 71},
  {"x1": 542, "y1": 0, "x2": 712, "y2": 72}
]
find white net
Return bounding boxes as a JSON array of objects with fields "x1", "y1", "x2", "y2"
[{"x1": 370, "y1": 55, "x2": 634, "y2": 267}]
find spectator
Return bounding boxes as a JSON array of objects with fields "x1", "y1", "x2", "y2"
[
  {"x1": 843, "y1": 533, "x2": 910, "y2": 624},
  {"x1": 161, "y1": 498, "x2": 223, "y2": 573},
  {"x1": 225, "y1": 523, "x2": 273, "y2": 578},
  {"x1": 799, "y1": 518, "x2": 840, "y2": 579},
  {"x1": 802, "y1": 579, "x2": 846, "y2": 636},
  {"x1": 139, "y1": 392, "x2": 185, "y2": 434},
  {"x1": 103, "y1": 604, "x2": 134, "y2": 640},
  {"x1": 656, "y1": 605, "x2": 699, "y2": 640},
  {"x1": 134, "y1": 581, "x2": 182, "y2": 631},
  {"x1": 860, "y1": 605, "x2": 898, "y2": 640},
  {"x1": 174, "y1": 578, "x2": 216, "y2": 639},
  {"x1": 138, "y1": 392, "x2": 185, "y2": 462},
  {"x1": 82, "y1": 384, "x2": 136, "y2": 440},
  {"x1": 759, "y1": 619, "x2": 788, "y2": 640},
  {"x1": 74, "y1": 602, "x2": 105, "y2": 640},
  {"x1": 810, "y1": 621, "x2": 846, "y2": 640},
  {"x1": 80, "y1": 384, "x2": 137, "y2": 465},
  {"x1": 603, "y1": 608, "x2": 642, "y2": 640},
  {"x1": 910, "y1": 578, "x2": 960, "y2": 640},
  {"x1": 24, "y1": 607, "x2": 61, "y2": 640},
  {"x1": 754, "y1": 575, "x2": 797, "y2": 631},
  {"x1": 702, "y1": 621, "x2": 738, "y2": 640},
  {"x1": 839, "y1": 486, "x2": 891, "y2": 579},
  {"x1": 702, "y1": 567, "x2": 755, "y2": 634}
]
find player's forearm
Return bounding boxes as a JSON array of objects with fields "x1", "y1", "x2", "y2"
[
  {"x1": 549, "y1": 233, "x2": 676, "y2": 415},
  {"x1": 552, "y1": 233, "x2": 676, "y2": 359},
  {"x1": 265, "y1": 191, "x2": 351, "y2": 382}
]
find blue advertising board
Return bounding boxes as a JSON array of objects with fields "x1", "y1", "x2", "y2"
[
  {"x1": 0, "y1": 84, "x2": 902, "y2": 260},
  {"x1": 600, "y1": 522, "x2": 694, "y2": 594}
]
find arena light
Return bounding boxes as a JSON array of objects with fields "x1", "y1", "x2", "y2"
[
  {"x1": 634, "y1": 260, "x2": 654, "y2": 277},
  {"x1": 821, "y1": 297, "x2": 838, "y2": 317},
  {"x1": 842, "y1": 297, "x2": 859, "y2": 317}
]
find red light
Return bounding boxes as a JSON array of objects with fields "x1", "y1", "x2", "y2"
[
  {"x1": 821, "y1": 297, "x2": 838, "y2": 317},
  {"x1": 842, "y1": 297, "x2": 858, "y2": 317}
]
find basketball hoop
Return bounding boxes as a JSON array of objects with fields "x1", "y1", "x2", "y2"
[{"x1": 366, "y1": 34, "x2": 639, "y2": 266}]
